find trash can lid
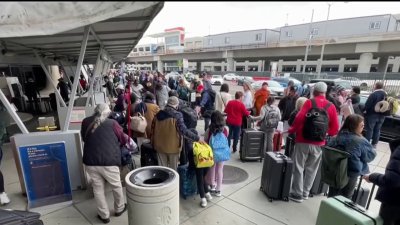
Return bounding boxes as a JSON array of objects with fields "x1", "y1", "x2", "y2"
[{"x1": 130, "y1": 167, "x2": 176, "y2": 187}]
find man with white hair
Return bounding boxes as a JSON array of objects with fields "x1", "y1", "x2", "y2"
[
  {"x1": 288, "y1": 82, "x2": 339, "y2": 203},
  {"x1": 81, "y1": 103, "x2": 128, "y2": 223},
  {"x1": 152, "y1": 96, "x2": 201, "y2": 171}
]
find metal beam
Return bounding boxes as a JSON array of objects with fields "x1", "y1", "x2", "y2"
[
  {"x1": 63, "y1": 26, "x2": 90, "y2": 131},
  {"x1": 86, "y1": 48, "x2": 103, "y2": 106},
  {"x1": 102, "y1": 16, "x2": 152, "y2": 23},
  {"x1": 89, "y1": 26, "x2": 103, "y2": 47},
  {"x1": 33, "y1": 50, "x2": 67, "y2": 107},
  {"x1": 0, "y1": 89, "x2": 29, "y2": 134},
  {"x1": 12, "y1": 38, "x2": 138, "y2": 46}
]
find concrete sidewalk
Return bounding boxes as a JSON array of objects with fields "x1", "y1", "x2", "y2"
[{"x1": 0, "y1": 120, "x2": 390, "y2": 225}]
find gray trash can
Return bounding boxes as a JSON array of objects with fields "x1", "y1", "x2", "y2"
[{"x1": 125, "y1": 166, "x2": 179, "y2": 225}]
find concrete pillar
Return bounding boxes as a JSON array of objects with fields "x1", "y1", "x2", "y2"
[
  {"x1": 378, "y1": 56, "x2": 389, "y2": 72},
  {"x1": 244, "y1": 61, "x2": 249, "y2": 72},
  {"x1": 196, "y1": 62, "x2": 201, "y2": 71},
  {"x1": 211, "y1": 65, "x2": 215, "y2": 72},
  {"x1": 157, "y1": 59, "x2": 163, "y2": 73},
  {"x1": 227, "y1": 57, "x2": 234, "y2": 72},
  {"x1": 296, "y1": 59, "x2": 302, "y2": 72},
  {"x1": 358, "y1": 53, "x2": 373, "y2": 73},
  {"x1": 258, "y1": 60, "x2": 262, "y2": 72},
  {"x1": 392, "y1": 57, "x2": 400, "y2": 73},
  {"x1": 338, "y1": 58, "x2": 346, "y2": 72},
  {"x1": 277, "y1": 59, "x2": 283, "y2": 72},
  {"x1": 316, "y1": 59, "x2": 322, "y2": 74}
]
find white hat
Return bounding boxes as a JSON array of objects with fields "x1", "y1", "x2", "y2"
[{"x1": 116, "y1": 84, "x2": 124, "y2": 90}]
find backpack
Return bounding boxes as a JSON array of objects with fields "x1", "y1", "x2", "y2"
[
  {"x1": 210, "y1": 132, "x2": 230, "y2": 162},
  {"x1": 387, "y1": 97, "x2": 399, "y2": 116},
  {"x1": 262, "y1": 106, "x2": 280, "y2": 129},
  {"x1": 179, "y1": 105, "x2": 198, "y2": 129},
  {"x1": 193, "y1": 142, "x2": 214, "y2": 168},
  {"x1": 302, "y1": 99, "x2": 332, "y2": 142},
  {"x1": 321, "y1": 145, "x2": 351, "y2": 189}
]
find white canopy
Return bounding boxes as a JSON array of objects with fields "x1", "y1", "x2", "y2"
[{"x1": 0, "y1": 2, "x2": 164, "y2": 63}]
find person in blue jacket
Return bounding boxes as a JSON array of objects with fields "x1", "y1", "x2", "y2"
[
  {"x1": 364, "y1": 138, "x2": 400, "y2": 225},
  {"x1": 327, "y1": 114, "x2": 376, "y2": 199}
]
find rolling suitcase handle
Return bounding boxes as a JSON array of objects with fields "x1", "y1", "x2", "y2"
[{"x1": 353, "y1": 175, "x2": 376, "y2": 210}]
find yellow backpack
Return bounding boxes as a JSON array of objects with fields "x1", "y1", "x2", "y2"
[{"x1": 193, "y1": 142, "x2": 214, "y2": 168}]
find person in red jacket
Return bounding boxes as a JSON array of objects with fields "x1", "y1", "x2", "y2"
[
  {"x1": 224, "y1": 91, "x2": 250, "y2": 153},
  {"x1": 288, "y1": 82, "x2": 339, "y2": 203}
]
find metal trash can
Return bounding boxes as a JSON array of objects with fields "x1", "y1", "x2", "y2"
[{"x1": 125, "y1": 166, "x2": 179, "y2": 225}]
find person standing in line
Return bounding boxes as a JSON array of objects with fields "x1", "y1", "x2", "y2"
[
  {"x1": 288, "y1": 82, "x2": 339, "y2": 203},
  {"x1": 279, "y1": 86, "x2": 299, "y2": 143},
  {"x1": 364, "y1": 82, "x2": 387, "y2": 149},
  {"x1": 242, "y1": 82, "x2": 254, "y2": 110},
  {"x1": 0, "y1": 102, "x2": 10, "y2": 205},
  {"x1": 196, "y1": 73, "x2": 216, "y2": 133},
  {"x1": 224, "y1": 91, "x2": 250, "y2": 153},
  {"x1": 251, "y1": 96, "x2": 281, "y2": 152},
  {"x1": 363, "y1": 138, "x2": 400, "y2": 225},
  {"x1": 253, "y1": 82, "x2": 270, "y2": 116},
  {"x1": 204, "y1": 111, "x2": 229, "y2": 197},
  {"x1": 81, "y1": 103, "x2": 128, "y2": 223},
  {"x1": 214, "y1": 83, "x2": 232, "y2": 113}
]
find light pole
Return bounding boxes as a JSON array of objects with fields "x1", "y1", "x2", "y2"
[
  {"x1": 302, "y1": 9, "x2": 314, "y2": 74},
  {"x1": 317, "y1": 3, "x2": 333, "y2": 77}
]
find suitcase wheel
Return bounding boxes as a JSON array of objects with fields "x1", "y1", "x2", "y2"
[
  {"x1": 283, "y1": 197, "x2": 289, "y2": 202},
  {"x1": 309, "y1": 193, "x2": 314, "y2": 198},
  {"x1": 269, "y1": 198, "x2": 273, "y2": 202}
]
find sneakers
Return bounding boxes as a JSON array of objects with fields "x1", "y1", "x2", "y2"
[
  {"x1": 200, "y1": 198, "x2": 207, "y2": 208},
  {"x1": 214, "y1": 190, "x2": 222, "y2": 197},
  {"x1": 289, "y1": 193, "x2": 304, "y2": 203},
  {"x1": 209, "y1": 185, "x2": 216, "y2": 193},
  {"x1": 97, "y1": 215, "x2": 110, "y2": 224},
  {"x1": 372, "y1": 144, "x2": 377, "y2": 149},
  {"x1": 0, "y1": 192, "x2": 10, "y2": 205},
  {"x1": 303, "y1": 194, "x2": 309, "y2": 200},
  {"x1": 115, "y1": 204, "x2": 127, "y2": 217},
  {"x1": 205, "y1": 192, "x2": 213, "y2": 201}
]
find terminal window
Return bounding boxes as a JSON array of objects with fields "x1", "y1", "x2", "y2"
[
  {"x1": 256, "y1": 33, "x2": 262, "y2": 41},
  {"x1": 286, "y1": 31, "x2": 292, "y2": 37},
  {"x1": 225, "y1": 37, "x2": 230, "y2": 44},
  {"x1": 208, "y1": 39, "x2": 213, "y2": 45},
  {"x1": 310, "y1": 28, "x2": 318, "y2": 35},
  {"x1": 369, "y1": 21, "x2": 381, "y2": 29}
]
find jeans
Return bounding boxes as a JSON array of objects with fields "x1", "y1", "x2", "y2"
[
  {"x1": 228, "y1": 124, "x2": 241, "y2": 152},
  {"x1": 365, "y1": 114, "x2": 385, "y2": 145},
  {"x1": 327, "y1": 176, "x2": 358, "y2": 199}
]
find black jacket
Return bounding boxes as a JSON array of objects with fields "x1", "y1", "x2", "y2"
[
  {"x1": 369, "y1": 138, "x2": 400, "y2": 206},
  {"x1": 81, "y1": 116, "x2": 127, "y2": 166},
  {"x1": 278, "y1": 95, "x2": 298, "y2": 121}
]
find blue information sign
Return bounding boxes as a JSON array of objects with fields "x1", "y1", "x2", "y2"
[{"x1": 18, "y1": 142, "x2": 72, "y2": 209}]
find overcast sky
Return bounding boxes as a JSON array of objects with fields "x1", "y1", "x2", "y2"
[{"x1": 138, "y1": 1, "x2": 400, "y2": 44}]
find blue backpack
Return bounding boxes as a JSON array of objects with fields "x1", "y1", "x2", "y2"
[{"x1": 210, "y1": 132, "x2": 230, "y2": 162}]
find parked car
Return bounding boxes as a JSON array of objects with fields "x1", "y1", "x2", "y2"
[
  {"x1": 358, "y1": 95, "x2": 400, "y2": 142},
  {"x1": 251, "y1": 80, "x2": 284, "y2": 98},
  {"x1": 272, "y1": 77, "x2": 302, "y2": 88},
  {"x1": 341, "y1": 77, "x2": 368, "y2": 88},
  {"x1": 211, "y1": 75, "x2": 224, "y2": 85},
  {"x1": 237, "y1": 76, "x2": 254, "y2": 86},
  {"x1": 309, "y1": 79, "x2": 352, "y2": 93},
  {"x1": 223, "y1": 73, "x2": 238, "y2": 81}
]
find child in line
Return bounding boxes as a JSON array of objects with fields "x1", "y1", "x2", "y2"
[{"x1": 204, "y1": 111, "x2": 230, "y2": 197}]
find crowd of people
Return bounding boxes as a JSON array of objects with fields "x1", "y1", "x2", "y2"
[{"x1": 66, "y1": 68, "x2": 400, "y2": 224}]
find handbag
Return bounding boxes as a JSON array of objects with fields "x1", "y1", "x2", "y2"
[
  {"x1": 193, "y1": 142, "x2": 214, "y2": 168},
  {"x1": 130, "y1": 112, "x2": 147, "y2": 133}
]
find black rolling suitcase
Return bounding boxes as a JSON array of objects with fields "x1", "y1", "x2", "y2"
[
  {"x1": 140, "y1": 142, "x2": 158, "y2": 167},
  {"x1": 310, "y1": 163, "x2": 329, "y2": 197},
  {"x1": 0, "y1": 209, "x2": 43, "y2": 225},
  {"x1": 284, "y1": 135, "x2": 295, "y2": 157},
  {"x1": 239, "y1": 128, "x2": 265, "y2": 162},
  {"x1": 260, "y1": 152, "x2": 293, "y2": 202}
]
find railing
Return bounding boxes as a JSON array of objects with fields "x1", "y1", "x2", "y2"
[{"x1": 288, "y1": 72, "x2": 400, "y2": 96}]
